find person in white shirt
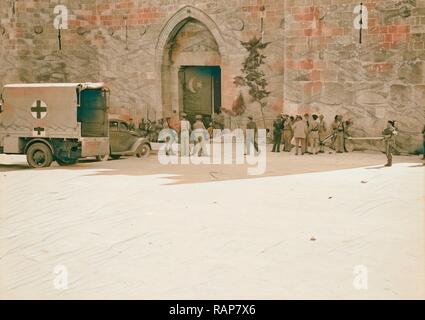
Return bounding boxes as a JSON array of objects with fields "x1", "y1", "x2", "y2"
[{"x1": 180, "y1": 113, "x2": 191, "y2": 157}]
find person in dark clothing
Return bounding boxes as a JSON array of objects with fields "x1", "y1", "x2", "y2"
[{"x1": 272, "y1": 115, "x2": 284, "y2": 153}]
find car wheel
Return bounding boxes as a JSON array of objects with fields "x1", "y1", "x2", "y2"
[
  {"x1": 136, "y1": 144, "x2": 151, "y2": 158},
  {"x1": 26, "y1": 143, "x2": 54, "y2": 168},
  {"x1": 110, "y1": 155, "x2": 121, "y2": 160}
]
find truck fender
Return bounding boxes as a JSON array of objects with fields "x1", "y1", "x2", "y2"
[{"x1": 24, "y1": 139, "x2": 54, "y2": 155}]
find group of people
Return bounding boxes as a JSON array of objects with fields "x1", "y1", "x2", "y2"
[
  {"x1": 272, "y1": 113, "x2": 352, "y2": 156},
  {"x1": 132, "y1": 111, "x2": 425, "y2": 166},
  {"x1": 135, "y1": 111, "x2": 226, "y2": 144}
]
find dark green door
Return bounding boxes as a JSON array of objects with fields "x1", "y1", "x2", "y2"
[{"x1": 180, "y1": 66, "x2": 221, "y2": 126}]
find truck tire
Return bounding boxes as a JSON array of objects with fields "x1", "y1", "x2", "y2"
[
  {"x1": 57, "y1": 158, "x2": 78, "y2": 166},
  {"x1": 136, "y1": 144, "x2": 151, "y2": 158},
  {"x1": 26, "y1": 143, "x2": 54, "y2": 168},
  {"x1": 96, "y1": 155, "x2": 109, "y2": 161}
]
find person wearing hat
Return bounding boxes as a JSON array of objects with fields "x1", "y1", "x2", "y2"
[
  {"x1": 382, "y1": 120, "x2": 398, "y2": 167},
  {"x1": 309, "y1": 114, "x2": 320, "y2": 155},
  {"x1": 282, "y1": 114, "x2": 291, "y2": 152},
  {"x1": 246, "y1": 116, "x2": 259, "y2": 155},
  {"x1": 180, "y1": 113, "x2": 191, "y2": 157},
  {"x1": 332, "y1": 115, "x2": 345, "y2": 153},
  {"x1": 192, "y1": 115, "x2": 208, "y2": 157},
  {"x1": 303, "y1": 113, "x2": 311, "y2": 154}
]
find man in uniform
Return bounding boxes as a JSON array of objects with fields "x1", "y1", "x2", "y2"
[
  {"x1": 318, "y1": 114, "x2": 327, "y2": 153},
  {"x1": 303, "y1": 114, "x2": 311, "y2": 154},
  {"x1": 192, "y1": 115, "x2": 208, "y2": 157},
  {"x1": 246, "y1": 116, "x2": 259, "y2": 155},
  {"x1": 282, "y1": 115, "x2": 292, "y2": 152},
  {"x1": 382, "y1": 120, "x2": 398, "y2": 167},
  {"x1": 180, "y1": 113, "x2": 191, "y2": 157},
  {"x1": 332, "y1": 115, "x2": 345, "y2": 153},
  {"x1": 309, "y1": 114, "x2": 320, "y2": 155},
  {"x1": 272, "y1": 115, "x2": 284, "y2": 153}
]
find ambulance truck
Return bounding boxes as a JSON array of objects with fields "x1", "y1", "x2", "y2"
[{"x1": 0, "y1": 83, "x2": 110, "y2": 168}]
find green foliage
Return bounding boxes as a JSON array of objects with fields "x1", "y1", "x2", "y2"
[{"x1": 234, "y1": 37, "x2": 271, "y2": 108}]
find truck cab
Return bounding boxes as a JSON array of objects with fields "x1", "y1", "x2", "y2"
[{"x1": 0, "y1": 83, "x2": 110, "y2": 168}]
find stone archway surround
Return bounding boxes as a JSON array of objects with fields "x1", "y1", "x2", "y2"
[{"x1": 155, "y1": 5, "x2": 230, "y2": 118}]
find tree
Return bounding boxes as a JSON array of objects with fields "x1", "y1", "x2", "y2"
[{"x1": 234, "y1": 36, "x2": 271, "y2": 128}]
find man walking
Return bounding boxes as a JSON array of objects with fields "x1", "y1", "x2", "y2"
[
  {"x1": 272, "y1": 115, "x2": 284, "y2": 153},
  {"x1": 246, "y1": 116, "x2": 259, "y2": 155}
]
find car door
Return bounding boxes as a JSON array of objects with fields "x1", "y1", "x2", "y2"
[
  {"x1": 109, "y1": 121, "x2": 121, "y2": 153},
  {"x1": 119, "y1": 121, "x2": 137, "y2": 152}
]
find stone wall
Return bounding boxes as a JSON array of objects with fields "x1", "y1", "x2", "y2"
[
  {"x1": 0, "y1": 0, "x2": 424, "y2": 151},
  {"x1": 283, "y1": 0, "x2": 425, "y2": 152}
]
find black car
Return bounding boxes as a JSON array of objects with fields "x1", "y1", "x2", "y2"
[{"x1": 106, "y1": 119, "x2": 152, "y2": 160}]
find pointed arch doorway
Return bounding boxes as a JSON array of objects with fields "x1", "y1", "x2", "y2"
[{"x1": 156, "y1": 6, "x2": 227, "y2": 124}]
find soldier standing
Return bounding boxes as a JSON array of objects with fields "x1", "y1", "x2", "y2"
[
  {"x1": 272, "y1": 115, "x2": 284, "y2": 153},
  {"x1": 319, "y1": 114, "x2": 327, "y2": 153},
  {"x1": 382, "y1": 120, "x2": 398, "y2": 167},
  {"x1": 309, "y1": 114, "x2": 320, "y2": 155},
  {"x1": 282, "y1": 115, "x2": 292, "y2": 152},
  {"x1": 303, "y1": 113, "x2": 311, "y2": 154},
  {"x1": 246, "y1": 116, "x2": 259, "y2": 155},
  {"x1": 332, "y1": 115, "x2": 345, "y2": 153},
  {"x1": 180, "y1": 113, "x2": 191, "y2": 157}
]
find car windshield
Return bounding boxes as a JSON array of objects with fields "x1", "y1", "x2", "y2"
[
  {"x1": 120, "y1": 122, "x2": 129, "y2": 132},
  {"x1": 110, "y1": 121, "x2": 119, "y2": 132}
]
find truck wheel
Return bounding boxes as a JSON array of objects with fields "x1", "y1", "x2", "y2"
[
  {"x1": 136, "y1": 144, "x2": 151, "y2": 158},
  {"x1": 57, "y1": 158, "x2": 78, "y2": 166},
  {"x1": 26, "y1": 143, "x2": 53, "y2": 168},
  {"x1": 96, "y1": 155, "x2": 109, "y2": 161}
]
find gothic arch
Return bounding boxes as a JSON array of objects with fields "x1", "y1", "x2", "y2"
[
  {"x1": 154, "y1": 6, "x2": 227, "y2": 117},
  {"x1": 155, "y1": 5, "x2": 227, "y2": 62}
]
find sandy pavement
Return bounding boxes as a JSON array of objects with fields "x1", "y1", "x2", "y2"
[{"x1": 0, "y1": 150, "x2": 424, "y2": 299}]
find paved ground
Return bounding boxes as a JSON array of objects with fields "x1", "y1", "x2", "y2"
[{"x1": 0, "y1": 150, "x2": 424, "y2": 299}]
